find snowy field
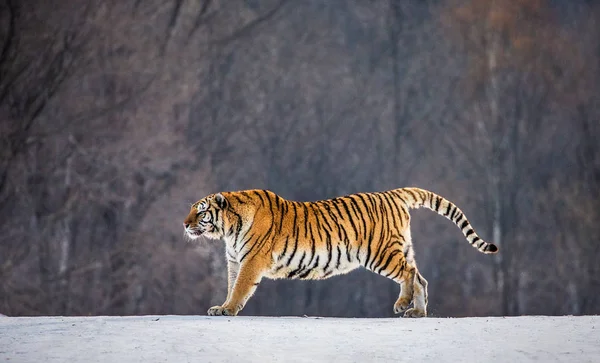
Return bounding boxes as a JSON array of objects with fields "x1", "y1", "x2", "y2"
[{"x1": 1, "y1": 315, "x2": 599, "y2": 363}]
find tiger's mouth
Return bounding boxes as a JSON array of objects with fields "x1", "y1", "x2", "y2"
[{"x1": 186, "y1": 228, "x2": 204, "y2": 239}]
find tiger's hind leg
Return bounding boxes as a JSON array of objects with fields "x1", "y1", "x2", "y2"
[
  {"x1": 370, "y1": 242, "x2": 419, "y2": 316},
  {"x1": 375, "y1": 229, "x2": 428, "y2": 317},
  {"x1": 400, "y1": 228, "x2": 428, "y2": 318},
  {"x1": 403, "y1": 269, "x2": 428, "y2": 318},
  {"x1": 393, "y1": 267, "x2": 415, "y2": 314}
]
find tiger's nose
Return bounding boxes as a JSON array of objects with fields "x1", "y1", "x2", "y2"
[{"x1": 183, "y1": 222, "x2": 189, "y2": 228}]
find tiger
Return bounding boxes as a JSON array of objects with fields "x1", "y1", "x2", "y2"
[{"x1": 183, "y1": 187, "x2": 498, "y2": 318}]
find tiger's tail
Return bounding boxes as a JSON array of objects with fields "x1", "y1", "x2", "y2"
[{"x1": 398, "y1": 187, "x2": 499, "y2": 254}]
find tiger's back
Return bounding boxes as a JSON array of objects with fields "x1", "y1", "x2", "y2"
[{"x1": 183, "y1": 187, "x2": 498, "y2": 317}]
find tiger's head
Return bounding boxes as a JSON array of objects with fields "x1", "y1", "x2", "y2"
[{"x1": 183, "y1": 193, "x2": 229, "y2": 241}]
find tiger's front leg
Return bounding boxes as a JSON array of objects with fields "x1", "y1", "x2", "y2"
[
  {"x1": 207, "y1": 259, "x2": 264, "y2": 316},
  {"x1": 225, "y1": 260, "x2": 239, "y2": 303}
]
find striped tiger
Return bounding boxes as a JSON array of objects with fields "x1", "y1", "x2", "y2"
[{"x1": 183, "y1": 187, "x2": 498, "y2": 317}]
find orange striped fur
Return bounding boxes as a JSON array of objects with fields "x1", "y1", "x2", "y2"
[{"x1": 183, "y1": 188, "x2": 498, "y2": 317}]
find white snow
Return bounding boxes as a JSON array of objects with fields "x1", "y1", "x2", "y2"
[{"x1": 1, "y1": 315, "x2": 599, "y2": 363}]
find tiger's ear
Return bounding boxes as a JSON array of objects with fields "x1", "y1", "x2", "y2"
[{"x1": 214, "y1": 193, "x2": 228, "y2": 209}]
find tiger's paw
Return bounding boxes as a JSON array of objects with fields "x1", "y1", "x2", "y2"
[
  {"x1": 403, "y1": 308, "x2": 426, "y2": 318},
  {"x1": 207, "y1": 305, "x2": 235, "y2": 316},
  {"x1": 393, "y1": 297, "x2": 412, "y2": 314}
]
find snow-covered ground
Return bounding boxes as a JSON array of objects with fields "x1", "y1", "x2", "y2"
[{"x1": 1, "y1": 315, "x2": 598, "y2": 363}]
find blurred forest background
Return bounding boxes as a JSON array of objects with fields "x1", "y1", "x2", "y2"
[{"x1": 1, "y1": 0, "x2": 599, "y2": 318}]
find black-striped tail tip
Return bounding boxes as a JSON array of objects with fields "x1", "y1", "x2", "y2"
[{"x1": 483, "y1": 243, "x2": 499, "y2": 254}]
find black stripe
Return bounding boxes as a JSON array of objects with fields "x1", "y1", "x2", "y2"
[
  {"x1": 364, "y1": 234, "x2": 372, "y2": 267},
  {"x1": 315, "y1": 207, "x2": 334, "y2": 272},
  {"x1": 229, "y1": 194, "x2": 245, "y2": 205},
  {"x1": 236, "y1": 217, "x2": 251, "y2": 248},
  {"x1": 394, "y1": 191, "x2": 411, "y2": 226},
  {"x1": 306, "y1": 222, "x2": 317, "y2": 268},
  {"x1": 277, "y1": 197, "x2": 286, "y2": 235},
  {"x1": 333, "y1": 199, "x2": 358, "y2": 262},
  {"x1": 302, "y1": 206, "x2": 319, "y2": 271},
  {"x1": 313, "y1": 255, "x2": 320, "y2": 269},
  {"x1": 417, "y1": 189, "x2": 428, "y2": 202},
  {"x1": 310, "y1": 203, "x2": 326, "y2": 243},
  {"x1": 253, "y1": 190, "x2": 265, "y2": 205},
  {"x1": 403, "y1": 189, "x2": 419, "y2": 205},
  {"x1": 280, "y1": 236, "x2": 290, "y2": 260},
  {"x1": 339, "y1": 198, "x2": 360, "y2": 242},
  {"x1": 383, "y1": 201, "x2": 394, "y2": 244},
  {"x1": 454, "y1": 212, "x2": 464, "y2": 223},
  {"x1": 317, "y1": 204, "x2": 336, "y2": 239},
  {"x1": 330, "y1": 201, "x2": 345, "y2": 230},
  {"x1": 345, "y1": 239, "x2": 352, "y2": 262},
  {"x1": 377, "y1": 249, "x2": 401, "y2": 274},
  {"x1": 367, "y1": 193, "x2": 383, "y2": 226},
  {"x1": 448, "y1": 205, "x2": 457, "y2": 220},
  {"x1": 444, "y1": 200, "x2": 452, "y2": 216},
  {"x1": 472, "y1": 236, "x2": 481, "y2": 245},
  {"x1": 365, "y1": 210, "x2": 379, "y2": 270},
  {"x1": 381, "y1": 192, "x2": 401, "y2": 229},
  {"x1": 373, "y1": 194, "x2": 390, "y2": 247},
  {"x1": 335, "y1": 244, "x2": 342, "y2": 269},
  {"x1": 329, "y1": 203, "x2": 351, "y2": 261},
  {"x1": 391, "y1": 190, "x2": 412, "y2": 210},
  {"x1": 239, "y1": 246, "x2": 253, "y2": 262},
  {"x1": 383, "y1": 261, "x2": 400, "y2": 278},
  {"x1": 263, "y1": 190, "x2": 273, "y2": 210},
  {"x1": 373, "y1": 193, "x2": 385, "y2": 220},
  {"x1": 287, "y1": 252, "x2": 307, "y2": 278},
  {"x1": 460, "y1": 220, "x2": 468, "y2": 230},
  {"x1": 367, "y1": 197, "x2": 390, "y2": 271},
  {"x1": 434, "y1": 195, "x2": 442, "y2": 211},
  {"x1": 250, "y1": 209, "x2": 277, "y2": 260},
  {"x1": 353, "y1": 196, "x2": 374, "y2": 262},
  {"x1": 297, "y1": 269, "x2": 312, "y2": 279},
  {"x1": 465, "y1": 229, "x2": 474, "y2": 237},
  {"x1": 226, "y1": 250, "x2": 236, "y2": 261},
  {"x1": 371, "y1": 233, "x2": 398, "y2": 272},
  {"x1": 368, "y1": 238, "x2": 385, "y2": 271},
  {"x1": 298, "y1": 256, "x2": 319, "y2": 279},
  {"x1": 349, "y1": 195, "x2": 369, "y2": 241},
  {"x1": 239, "y1": 191, "x2": 253, "y2": 200},
  {"x1": 337, "y1": 199, "x2": 360, "y2": 241},
  {"x1": 238, "y1": 233, "x2": 254, "y2": 252},
  {"x1": 323, "y1": 236, "x2": 332, "y2": 272},
  {"x1": 355, "y1": 193, "x2": 373, "y2": 219},
  {"x1": 232, "y1": 214, "x2": 243, "y2": 249},
  {"x1": 388, "y1": 261, "x2": 404, "y2": 280},
  {"x1": 286, "y1": 203, "x2": 299, "y2": 265},
  {"x1": 406, "y1": 189, "x2": 422, "y2": 203},
  {"x1": 238, "y1": 235, "x2": 257, "y2": 262},
  {"x1": 303, "y1": 203, "x2": 311, "y2": 240}
]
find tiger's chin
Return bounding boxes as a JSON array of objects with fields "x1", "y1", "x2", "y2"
[
  {"x1": 185, "y1": 230, "x2": 221, "y2": 241},
  {"x1": 184, "y1": 229, "x2": 203, "y2": 241}
]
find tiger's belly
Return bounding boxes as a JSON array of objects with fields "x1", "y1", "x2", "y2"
[{"x1": 265, "y1": 254, "x2": 360, "y2": 281}]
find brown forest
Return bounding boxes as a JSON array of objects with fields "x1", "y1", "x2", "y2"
[{"x1": 1, "y1": 0, "x2": 599, "y2": 318}]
